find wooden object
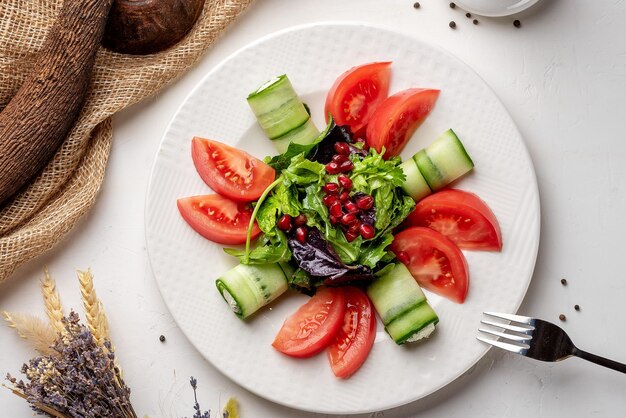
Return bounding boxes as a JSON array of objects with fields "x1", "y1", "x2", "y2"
[
  {"x1": 0, "y1": 0, "x2": 114, "y2": 206},
  {"x1": 103, "y1": 0, "x2": 206, "y2": 55}
]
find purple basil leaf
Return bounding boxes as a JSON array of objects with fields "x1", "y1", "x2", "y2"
[{"x1": 288, "y1": 228, "x2": 374, "y2": 284}]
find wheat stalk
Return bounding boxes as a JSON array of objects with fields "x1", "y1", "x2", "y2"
[
  {"x1": 2, "y1": 385, "x2": 68, "y2": 418},
  {"x1": 2, "y1": 311, "x2": 57, "y2": 356},
  {"x1": 41, "y1": 266, "x2": 65, "y2": 334},
  {"x1": 77, "y1": 268, "x2": 111, "y2": 346}
]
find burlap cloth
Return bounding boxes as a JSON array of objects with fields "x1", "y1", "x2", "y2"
[{"x1": 0, "y1": 0, "x2": 254, "y2": 281}]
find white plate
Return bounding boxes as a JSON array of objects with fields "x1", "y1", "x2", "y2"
[
  {"x1": 454, "y1": 0, "x2": 540, "y2": 17},
  {"x1": 145, "y1": 23, "x2": 540, "y2": 415}
]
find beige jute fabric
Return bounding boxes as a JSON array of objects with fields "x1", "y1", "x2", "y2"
[{"x1": 0, "y1": 0, "x2": 254, "y2": 281}]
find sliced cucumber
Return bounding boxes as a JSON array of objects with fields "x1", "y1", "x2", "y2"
[
  {"x1": 414, "y1": 129, "x2": 474, "y2": 191},
  {"x1": 271, "y1": 118, "x2": 320, "y2": 154},
  {"x1": 216, "y1": 262, "x2": 293, "y2": 320},
  {"x1": 367, "y1": 263, "x2": 438, "y2": 345},
  {"x1": 247, "y1": 75, "x2": 320, "y2": 150},
  {"x1": 399, "y1": 157, "x2": 432, "y2": 202}
]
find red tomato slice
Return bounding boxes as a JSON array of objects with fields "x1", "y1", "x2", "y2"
[
  {"x1": 272, "y1": 287, "x2": 346, "y2": 358},
  {"x1": 324, "y1": 62, "x2": 392, "y2": 135},
  {"x1": 406, "y1": 189, "x2": 502, "y2": 251},
  {"x1": 327, "y1": 287, "x2": 376, "y2": 379},
  {"x1": 177, "y1": 194, "x2": 261, "y2": 245},
  {"x1": 366, "y1": 88, "x2": 440, "y2": 158},
  {"x1": 391, "y1": 226, "x2": 469, "y2": 303},
  {"x1": 192, "y1": 137, "x2": 275, "y2": 202}
]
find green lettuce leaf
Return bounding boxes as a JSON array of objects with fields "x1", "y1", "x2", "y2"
[
  {"x1": 282, "y1": 154, "x2": 326, "y2": 186},
  {"x1": 224, "y1": 231, "x2": 290, "y2": 264},
  {"x1": 358, "y1": 232, "x2": 395, "y2": 268}
]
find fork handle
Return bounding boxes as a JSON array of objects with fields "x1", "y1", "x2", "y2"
[{"x1": 572, "y1": 347, "x2": 626, "y2": 374}]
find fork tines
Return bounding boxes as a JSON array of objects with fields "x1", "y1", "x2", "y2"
[{"x1": 477, "y1": 312, "x2": 535, "y2": 355}]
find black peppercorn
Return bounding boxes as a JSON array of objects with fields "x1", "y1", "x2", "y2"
[
  {"x1": 449, "y1": 21, "x2": 456, "y2": 29},
  {"x1": 559, "y1": 314, "x2": 566, "y2": 321},
  {"x1": 513, "y1": 19, "x2": 521, "y2": 28},
  {"x1": 560, "y1": 278, "x2": 567, "y2": 285},
  {"x1": 449, "y1": 2, "x2": 456, "y2": 8},
  {"x1": 159, "y1": 335, "x2": 166, "y2": 342},
  {"x1": 473, "y1": 19, "x2": 478, "y2": 25},
  {"x1": 413, "y1": 2, "x2": 420, "y2": 8},
  {"x1": 466, "y1": 12, "x2": 471, "y2": 18},
  {"x1": 574, "y1": 304, "x2": 580, "y2": 311}
]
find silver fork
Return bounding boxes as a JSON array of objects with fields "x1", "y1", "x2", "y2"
[{"x1": 477, "y1": 312, "x2": 626, "y2": 374}]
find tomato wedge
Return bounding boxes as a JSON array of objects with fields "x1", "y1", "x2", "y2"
[
  {"x1": 272, "y1": 287, "x2": 346, "y2": 358},
  {"x1": 192, "y1": 137, "x2": 275, "y2": 202},
  {"x1": 406, "y1": 189, "x2": 502, "y2": 251},
  {"x1": 327, "y1": 287, "x2": 376, "y2": 379},
  {"x1": 177, "y1": 194, "x2": 260, "y2": 245},
  {"x1": 324, "y1": 62, "x2": 392, "y2": 135},
  {"x1": 366, "y1": 88, "x2": 440, "y2": 158},
  {"x1": 391, "y1": 226, "x2": 469, "y2": 303}
]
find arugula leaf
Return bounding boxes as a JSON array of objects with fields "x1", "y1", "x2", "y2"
[{"x1": 255, "y1": 195, "x2": 281, "y2": 235}]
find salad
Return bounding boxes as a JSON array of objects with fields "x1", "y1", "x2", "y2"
[{"x1": 177, "y1": 62, "x2": 502, "y2": 379}]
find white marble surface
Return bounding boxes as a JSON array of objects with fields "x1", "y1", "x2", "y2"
[{"x1": 1, "y1": 0, "x2": 626, "y2": 416}]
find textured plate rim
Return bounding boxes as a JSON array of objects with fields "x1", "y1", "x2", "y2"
[{"x1": 144, "y1": 21, "x2": 541, "y2": 415}]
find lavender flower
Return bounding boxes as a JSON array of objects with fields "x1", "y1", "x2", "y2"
[
  {"x1": 185, "y1": 376, "x2": 210, "y2": 418},
  {"x1": 6, "y1": 311, "x2": 137, "y2": 418}
]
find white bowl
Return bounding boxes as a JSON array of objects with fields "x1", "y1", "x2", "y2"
[{"x1": 454, "y1": 0, "x2": 540, "y2": 17}]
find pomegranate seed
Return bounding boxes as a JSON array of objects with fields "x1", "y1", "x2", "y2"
[
  {"x1": 347, "y1": 221, "x2": 361, "y2": 234},
  {"x1": 339, "y1": 191, "x2": 350, "y2": 202},
  {"x1": 323, "y1": 194, "x2": 339, "y2": 206},
  {"x1": 337, "y1": 174, "x2": 352, "y2": 190},
  {"x1": 359, "y1": 223, "x2": 375, "y2": 240},
  {"x1": 332, "y1": 154, "x2": 348, "y2": 164},
  {"x1": 396, "y1": 251, "x2": 410, "y2": 264},
  {"x1": 295, "y1": 226, "x2": 308, "y2": 243},
  {"x1": 330, "y1": 201, "x2": 343, "y2": 217},
  {"x1": 330, "y1": 215, "x2": 340, "y2": 225},
  {"x1": 341, "y1": 213, "x2": 357, "y2": 225},
  {"x1": 293, "y1": 214, "x2": 308, "y2": 227},
  {"x1": 326, "y1": 162, "x2": 341, "y2": 174},
  {"x1": 334, "y1": 142, "x2": 350, "y2": 156},
  {"x1": 344, "y1": 201, "x2": 358, "y2": 213},
  {"x1": 345, "y1": 231, "x2": 359, "y2": 242},
  {"x1": 277, "y1": 214, "x2": 292, "y2": 231},
  {"x1": 356, "y1": 195, "x2": 374, "y2": 210},
  {"x1": 323, "y1": 182, "x2": 339, "y2": 194},
  {"x1": 339, "y1": 160, "x2": 354, "y2": 172}
]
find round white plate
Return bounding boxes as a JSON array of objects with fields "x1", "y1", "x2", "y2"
[
  {"x1": 145, "y1": 23, "x2": 540, "y2": 415},
  {"x1": 454, "y1": 0, "x2": 540, "y2": 17}
]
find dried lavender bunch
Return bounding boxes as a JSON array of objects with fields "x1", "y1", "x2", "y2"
[{"x1": 6, "y1": 311, "x2": 137, "y2": 418}]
